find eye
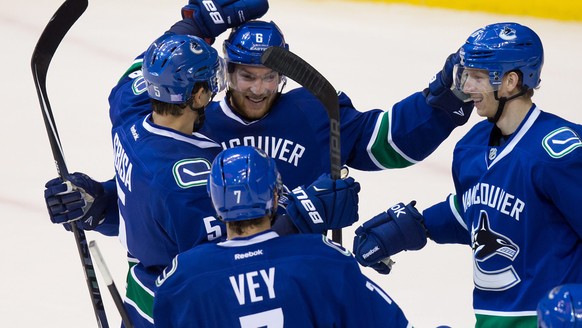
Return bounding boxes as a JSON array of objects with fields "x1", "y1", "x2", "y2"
[{"x1": 263, "y1": 73, "x2": 278, "y2": 83}]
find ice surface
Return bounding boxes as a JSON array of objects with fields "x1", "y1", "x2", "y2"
[{"x1": 2, "y1": 0, "x2": 581, "y2": 326}]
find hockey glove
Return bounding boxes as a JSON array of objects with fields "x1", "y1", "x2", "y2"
[
  {"x1": 283, "y1": 173, "x2": 360, "y2": 234},
  {"x1": 424, "y1": 50, "x2": 474, "y2": 126},
  {"x1": 44, "y1": 172, "x2": 108, "y2": 231},
  {"x1": 181, "y1": 0, "x2": 269, "y2": 39},
  {"x1": 353, "y1": 201, "x2": 428, "y2": 274}
]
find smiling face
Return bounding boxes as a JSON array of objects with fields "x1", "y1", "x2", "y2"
[
  {"x1": 460, "y1": 68, "x2": 498, "y2": 118},
  {"x1": 228, "y1": 64, "x2": 281, "y2": 120}
]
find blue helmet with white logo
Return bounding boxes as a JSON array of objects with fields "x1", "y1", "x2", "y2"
[
  {"x1": 460, "y1": 22, "x2": 544, "y2": 90},
  {"x1": 208, "y1": 146, "x2": 282, "y2": 222},
  {"x1": 142, "y1": 34, "x2": 226, "y2": 104},
  {"x1": 223, "y1": 20, "x2": 289, "y2": 66},
  {"x1": 538, "y1": 284, "x2": 582, "y2": 328}
]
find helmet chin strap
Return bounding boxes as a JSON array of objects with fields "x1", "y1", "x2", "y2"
[
  {"x1": 488, "y1": 88, "x2": 528, "y2": 123},
  {"x1": 191, "y1": 93, "x2": 216, "y2": 131}
]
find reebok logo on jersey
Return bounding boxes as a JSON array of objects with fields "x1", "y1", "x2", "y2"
[
  {"x1": 542, "y1": 127, "x2": 582, "y2": 158},
  {"x1": 362, "y1": 246, "x2": 380, "y2": 260},
  {"x1": 130, "y1": 124, "x2": 139, "y2": 141},
  {"x1": 234, "y1": 249, "x2": 264, "y2": 260}
]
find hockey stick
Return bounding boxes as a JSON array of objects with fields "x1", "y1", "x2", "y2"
[
  {"x1": 31, "y1": 1, "x2": 109, "y2": 327},
  {"x1": 89, "y1": 241, "x2": 134, "y2": 328},
  {"x1": 261, "y1": 47, "x2": 343, "y2": 244}
]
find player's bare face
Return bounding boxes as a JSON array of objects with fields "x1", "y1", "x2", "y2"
[
  {"x1": 461, "y1": 68, "x2": 497, "y2": 117},
  {"x1": 229, "y1": 65, "x2": 280, "y2": 120}
]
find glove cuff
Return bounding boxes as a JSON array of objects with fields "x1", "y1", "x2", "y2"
[{"x1": 424, "y1": 86, "x2": 473, "y2": 126}]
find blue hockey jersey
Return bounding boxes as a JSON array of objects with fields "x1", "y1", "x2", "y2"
[
  {"x1": 423, "y1": 105, "x2": 582, "y2": 327},
  {"x1": 108, "y1": 58, "x2": 226, "y2": 326},
  {"x1": 200, "y1": 88, "x2": 458, "y2": 188},
  {"x1": 154, "y1": 230, "x2": 411, "y2": 328}
]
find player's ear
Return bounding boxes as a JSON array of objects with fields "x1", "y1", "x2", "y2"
[
  {"x1": 505, "y1": 71, "x2": 520, "y2": 91},
  {"x1": 192, "y1": 86, "x2": 211, "y2": 108}
]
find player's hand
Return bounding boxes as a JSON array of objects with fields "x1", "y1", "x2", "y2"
[
  {"x1": 353, "y1": 201, "x2": 427, "y2": 274},
  {"x1": 181, "y1": 0, "x2": 269, "y2": 39},
  {"x1": 44, "y1": 172, "x2": 108, "y2": 231},
  {"x1": 424, "y1": 50, "x2": 474, "y2": 126},
  {"x1": 282, "y1": 173, "x2": 360, "y2": 234}
]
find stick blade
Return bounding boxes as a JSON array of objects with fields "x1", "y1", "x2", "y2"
[
  {"x1": 31, "y1": 0, "x2": 89, "y2": 79},
  {"x1": 261, "y1": 47, "x2": 343, "y2": 244},
  {"x1": 261, "y1": 47, "x2": 339, "y2": 121}
]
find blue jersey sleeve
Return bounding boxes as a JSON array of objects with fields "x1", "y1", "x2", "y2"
[
  {"x1": 93, "y1": 178, "x2": 120, "y2": 236},
  {"x1": 423, "y1": 194, "x2": 471, "y2": 245},
  {"x1": 339, "y1": 91, "x2": 458, "y2": 171},
  {"x1": 108, "y1": 54, "x2": 151, "y2": 127},
  {"x1": 536, "y1": 126, "x2": 582, "y2": 238}
]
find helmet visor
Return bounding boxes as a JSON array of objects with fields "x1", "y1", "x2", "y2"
[
  {"x1": 454, "y1": 64, "x2": 499, "y2": 94},
  {"x1": 210, "y1": 57, "x2": 228, "y2": 94}
]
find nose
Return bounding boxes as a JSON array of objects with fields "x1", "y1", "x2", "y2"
[
  {"x1": 462, "y1": 77, "x2": 477, "y2": 93},
  {"x1": 250, "y1": 79, "x2": 265, "y2": 95}
]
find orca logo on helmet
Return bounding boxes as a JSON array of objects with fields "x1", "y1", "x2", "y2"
[
  {"x1": 190, "y1": 42, "x2": 204, "y2": 55},
  {"x1": 499, "y1": 26, "x2": 517, "y2": 41}
]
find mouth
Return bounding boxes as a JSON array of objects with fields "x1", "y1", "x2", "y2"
[
  {"x1": 470, "y1": 94, "x2": 484, "y2": 105},
  {"x1": 247, "y1": 96, "x2": 267, "y2": 104}
]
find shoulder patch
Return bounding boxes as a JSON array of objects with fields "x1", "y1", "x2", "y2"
[
  {"x1": 131, "y1": 75, "x2": 148, "y2": 96},
  {"x1": 542, "y1": 127, "x2": 582, "y2": 158},
  {"x1": 156, "y1": 256, "x2": 178, "y2": 287},
  {"x1": 321, "y1": 235, "x2": 351, "y2": 257},
  {"x1": 173, "y1": 158, "x2": 212, "y2": 188}
]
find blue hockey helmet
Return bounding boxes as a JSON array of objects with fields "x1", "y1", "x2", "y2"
[
  {"x1": 142, "y1": 34, "x2": 226, "y2": 104},
  {"x1": 223, "y1": 20, "x2": 289, "y2": 66},
  {"x1": 208, "y1": 146, "x2": 282, "y2": 222},
  {"x1": 538, "y1": 284, "x2": 582, "y2": 327},
  {"x1": 458, "y1": 22, "x2": 544, "y2": 91}
]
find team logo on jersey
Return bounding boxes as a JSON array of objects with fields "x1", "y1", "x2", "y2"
[
  {"x1": 542, "y1": 127, "x2": 582, "y2": 158},
  {"x1": 472, "y1": 210, "x2": 521, "y2": 291},
  {"x1": 173, "y1": 158, "x2": 212, "y2": 188},
  {"x1": 156, "y1": 256, "x2": 178, "y2": 287},
  {"x1": 131, "y1": 75, "x2": 148, "y2": 96}
]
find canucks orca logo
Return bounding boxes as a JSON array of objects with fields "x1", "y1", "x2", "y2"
[
  {"x1": 542, "y1": 127, "x2": 582, "y2": 158},
  {"x1": 499, "y1": 26, "x2": 517, "y2": 41},
  {"x1": 471, "y1": 210, "x2": 521, "y2": 291}
]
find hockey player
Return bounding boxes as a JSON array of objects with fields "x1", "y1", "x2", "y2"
[
  {"x1": 43, "y1": 3, "x2": 360, "y2": 326},
  {"x1": 45, "y1": 16, "x2": 474, "y2": 232},
  {"x1": 352, "y1": 22, "x2": 582, "y2": 327},
  {"x1": 198, "y1": 19, "x2": 475, "y2": 189},
  {"x1": 106, "y1": 32, "x2": 225, "y2": 328},
  {"x1": 537, "y1": 284, "x2": 582, "y2": 327},
  {"x1": 153, "y1": 146, "x2": 411, "y2": 328},
  {"x1": 45, "y1": 1, "x2": 474, "y2": 323}
]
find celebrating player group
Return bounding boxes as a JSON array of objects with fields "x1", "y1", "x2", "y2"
[{"x1": 40, "y1": 0, "x2": 582, "y2": 327}]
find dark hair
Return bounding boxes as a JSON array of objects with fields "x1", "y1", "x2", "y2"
[
  {"x1": 227, "y1": 216, "x2": 269, "y2": 235},
  {"x1": 150, "y1": 81, "x2": 210, "y2": 115},
  {"x1": 508, "y1": 70, "x2": 534, "y2": 98}
]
